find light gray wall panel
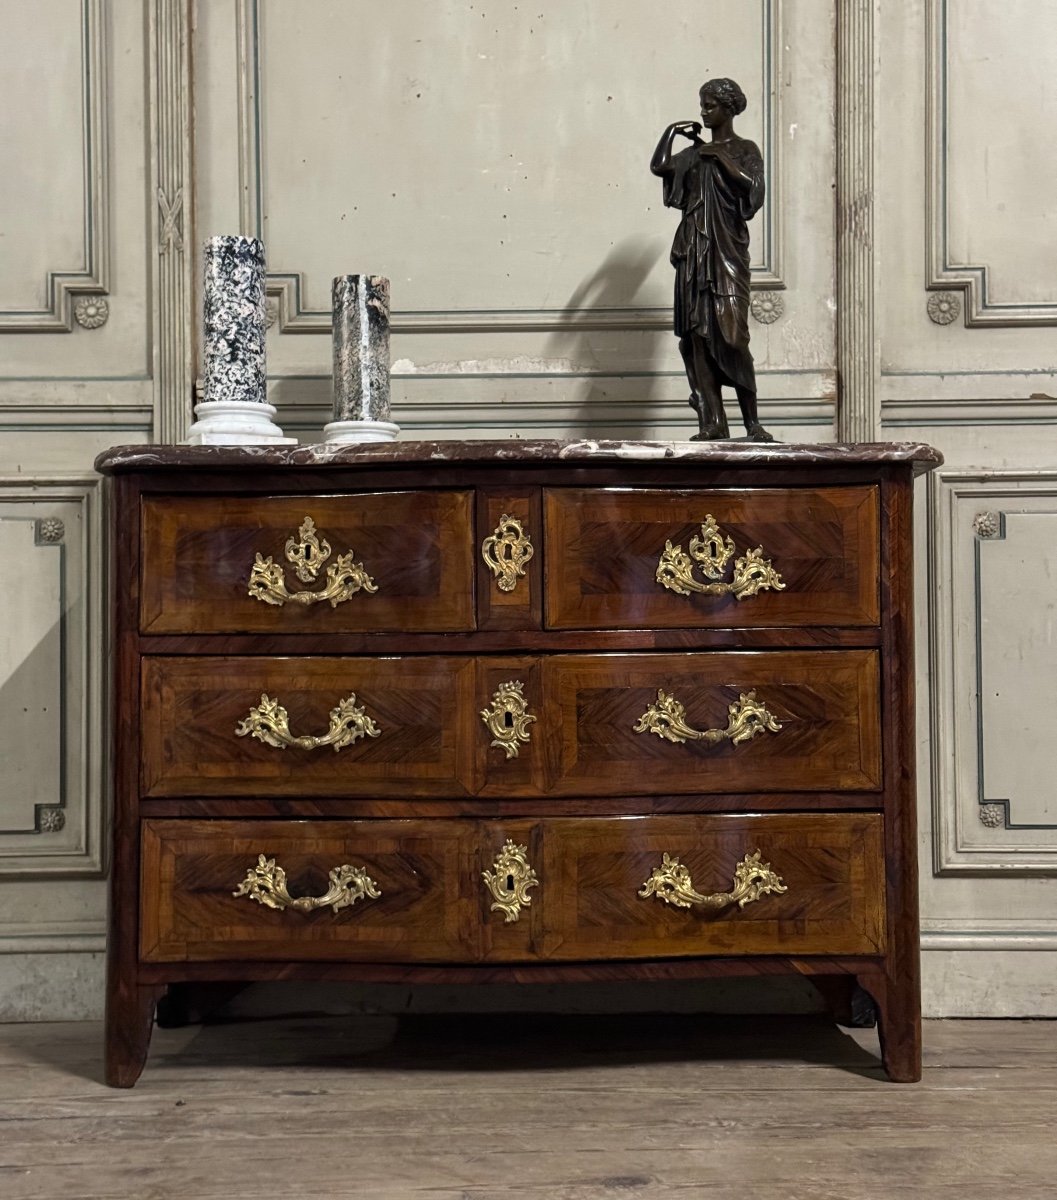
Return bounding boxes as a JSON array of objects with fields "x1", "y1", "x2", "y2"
[
  {"x1": 0, "y1": 478, "x2": 104, "y2": 876},
  {"x1": 929, "y1": 470, "x2": 1057, "y2": 873},
  {"x1": 0, "y1": 0, "x2": 107, "y2": 330},
  {"x1": 197, "y1": 0, "x2": 837, "y2": 440},
  {"x1": 927, "y1": 0, "x2": 1057, "y2": 324}
]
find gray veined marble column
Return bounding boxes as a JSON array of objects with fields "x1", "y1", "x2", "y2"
[
  {"x1": 324, "y1": 275, "x2": 400, "y2": 444},
  {"x1": 187, "y1": 235, "x2": 296, "y2": 446}
]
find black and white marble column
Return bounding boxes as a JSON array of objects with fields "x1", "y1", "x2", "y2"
[
  {"x1": 187, "y1": 235, "x2": 296, "y2": 445},
  {"x1": 323, "y1": 274, "x2": 399, "y2": 444}
]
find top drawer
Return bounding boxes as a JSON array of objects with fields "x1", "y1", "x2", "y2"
[
  {"x1": 140, "y1": 491, "x2": 475, "y2": 634},
  {"x1": 544, "y1": 486, "x2": 879, "y2": 629}
]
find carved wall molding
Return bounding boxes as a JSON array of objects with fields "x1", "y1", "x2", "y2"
[
  {"x1": 926, "y1": 0, "x2": 1057, "y2": 327},
  {"x1": 835, "y1": 0, "x2": 879, "y2": 441},
  {"x1": 921, "y1": 926, "x2": 1057, "y2": 952},
  {"x1": 0, "y1": 0, "x2": 110, "y2": 332},
  {"x1": 750, "y1": 291, "x2": 784, "y2": 324},
  {"x1": 926, "y1": 291, "x2": 959, "y2": 326},
  {"x1": 978, "y1": 804, "x2": 1005, "y2": 829},
  {"x1": 0, "y1": 922, "x2": 107, "y2": 955},
  {"x1": 236, "y1": 0, "x2": 785, "y2": 335},
  {"x1": 73, "y1": 296, "x2": 109, "y2": 329},
  {"x1": 929, "y1": 470, "x2": 1057, "y2": 874},
  {"x1": 149, "y1": 0, "x2": 195, "y2": 443},
  {"x1": 0, "y1": 476, "x2": 104, "y2": 877}
]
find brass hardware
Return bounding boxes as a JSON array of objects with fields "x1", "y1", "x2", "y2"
[
  {"x1": 233, "y1": 853, "x2": 381, "y2": 914},
  {"x1": 482, "y1": 840, "x2": 539, "y2": 923},
  {"x1": 248, "y1": 516, "x2": 378, "y2": 607},
  {"x1": 656, "y1": 515, "x2": 784, "y2": 600},
  {"x1": 481, "y1": 680, "x2": 536, "y2": 758},
  {"x1": 639, "y1": 850, "x2": 787, "y2": 912},
  {"x1": 235, "y1": 692, "x2": 381, "y2": 751},
  {"x1": 481, "y1": 514, "x2": 534, "y2": 592},
  {"x1": 633, "y1": 689, "x2": 782, "y2": 747}
]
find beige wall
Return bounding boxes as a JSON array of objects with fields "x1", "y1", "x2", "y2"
[{"x1": 0, "y1": 0, "x2": 1054, "y2": 1018}]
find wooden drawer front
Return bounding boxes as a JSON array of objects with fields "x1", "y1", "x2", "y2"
[
  {"x1": 536, "y1": 651, "x2": 881, "y2": 796},
  {"x1": 140, "y1": 491, "x2": 474, "y2": 634},
  {"x1": 544, "y1": 813, "x2": 885, "y2": 959},
  {"x1": 140, "y1": 819, "x2": 479, "y2": 962},
  {"x1": 544, "y1": 486, "x2": 879, "y2": 629},
  {"x1": 141, "y1": 657, "x2": 477, "y2": 798}
]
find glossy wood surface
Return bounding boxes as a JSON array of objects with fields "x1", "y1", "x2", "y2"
[
  {"x1": 141, "y1": 649, "x2": 881, "y2": 800},
  {"x1": 140, "y1": 490, "x2": 475, "y2": 634},
  {"x1": 517, "y1": 650, "x2": 882, "y2": 796},
  {"x1": 140, "y1": 819, "x2": 480, "y2": 963},
  {"x1": 475, "y1": 488, "x2": 543, "y2": 631},
  {"x1": 538, "y1": 813, "x2": 885, "y2": 961},
  {"x1": 544, "y1": 485, "x2": 879, "y2": 629},
  {"x1": 140, "y1": 813, "x2": 884, "y2": 964},
  {"x1": 104, "y1": 445, "x2": 934, "y2": 1084},
  {"x1": 870, "y1": 476, "x2": 922, "y2": 1082},
  {"x1": 141, "y1": 656, "x2": 478, "y2": 797}
]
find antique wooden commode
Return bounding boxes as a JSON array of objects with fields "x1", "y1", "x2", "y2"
[{"x1": 96, "y1": 438, "x2": 941, "y2": 1085}]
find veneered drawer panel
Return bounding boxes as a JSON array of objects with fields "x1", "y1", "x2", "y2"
[
  {"x1": 544, "y1": 486, "x2": 879, "y2": 629},
  {"x1": 543, "y1": 813, "x2": 885, "y2": 959},
  {"x1": 141, "y1": 657, "x2": 478, "y2": 798},
  {"x1": 140, "y1": 491, "x2": 475, "y2": 633},
  {"x1": 140, "y1": 819, "x2": 480, "y2": 962},
  {"x1": 525, "y1": 651, "x2": 881, "y2": 797}
]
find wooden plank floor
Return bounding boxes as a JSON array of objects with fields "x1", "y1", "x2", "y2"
[{"x1": 1, "y1": 1014, "x2": 1055, "y2": 1199}]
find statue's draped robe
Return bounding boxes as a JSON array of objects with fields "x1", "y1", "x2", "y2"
[{"x1": 658, "y1": 137, "x2": 765, "y2": 392}]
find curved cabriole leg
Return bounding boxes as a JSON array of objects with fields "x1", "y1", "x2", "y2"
[
  {"x1": 105, "y1": 983, "x2": 162, "y2": 1087},
  {"x1": 859, "y1": 973, "x2": 922, "y2": 1083}
]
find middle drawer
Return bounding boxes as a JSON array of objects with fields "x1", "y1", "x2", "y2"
[{"x1": 142, "y1": 651, "x2": 881, "y2": 798}]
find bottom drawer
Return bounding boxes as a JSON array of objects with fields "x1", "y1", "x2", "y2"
[
  {"x1": 140, "y1": 819, "x2": 481, "y2": 963},
  {"x1": 140, "y1": 813, "x2": 886, "y2": 963},
  {"x1": 538, "y1": 813, "x2": 886, "y2": 962}
]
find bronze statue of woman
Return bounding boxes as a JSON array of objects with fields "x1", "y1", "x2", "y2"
[{"x1": 651, "y1": 77, "x2": 773, "y2": 441}]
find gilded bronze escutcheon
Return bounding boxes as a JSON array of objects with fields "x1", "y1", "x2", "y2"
[
  {"x1": 248, "y1": 516, "x2": 378, "y2": 607},
  {"x1": 655, "y1": 514, "x2": 784, "y2": 600},
  {"x1": 481, "y1": 680, "x2": 536, "y2": 759},
  {"x1": 481, "y1": 514, "x2": 533, "y2": 593},
  {"x1": 482, "y1": 840, "x2": 539, "y2": 923}
]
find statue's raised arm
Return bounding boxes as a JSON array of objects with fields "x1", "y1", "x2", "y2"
[{"x1": 650, "y1": 120, "x2": 702, "y2": 177}]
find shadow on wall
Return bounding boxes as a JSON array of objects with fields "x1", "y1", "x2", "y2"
[{"x1": 543, "y1": 236, "x2": 672, "y2": 438}]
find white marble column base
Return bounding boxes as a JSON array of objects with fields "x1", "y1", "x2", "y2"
[
  {"x1": 323, "y1": 419, "x2": 400, "y2": 444},
  {"x1": 186, "y1": 400, "x2": 297, "y2": 446}
]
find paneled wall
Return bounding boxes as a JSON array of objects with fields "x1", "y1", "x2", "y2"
[
  {"x1": 877, "y1": 0, "x2": 1057, "y2": 1014},
  {"x1": 0, "y1": 0, "x2": 1053, "y2": 1018},
  {"x1": 195, "y1": 0, "x2": 836, "y2": 442}
]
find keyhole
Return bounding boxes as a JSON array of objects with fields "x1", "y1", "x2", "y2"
[
  {"x1": 506, "y1": 873, "x2": 515, "y2": 891},
  {"x1": 503, "y1": 710, "x2": 514, "y2": 729}
]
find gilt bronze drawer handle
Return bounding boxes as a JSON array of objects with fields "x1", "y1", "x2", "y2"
[
  {"x1": 234, "y1": 853, "x2": 381, "y2": 915},
  {"x1": 235, "y1": 692, "x2": 381, "y2": 751},
  {"x1": 639, "y1": 850, "x2": 787, "y2": 912},
  {"x1": 481, "y1": 514, "x2": 533, "y2": 592},
  {"x1": 481, "y1": 680, "x2": 536, "y2": 758},
  {"x1": 482, "y1": 840, "x2": 539, "y2": 923},
  {"x1": 247, "y1": 516, "x2": 378, "y2": 607},
  {"x1": 656, "y1": 515, "x2": 784, "y2": 599},
  {"x1": 633, "y1": 688, "x2": 781, "y2": 747}
]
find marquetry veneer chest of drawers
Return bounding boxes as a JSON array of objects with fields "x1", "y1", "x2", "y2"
[{"x1": 96, "y1": 438, "x2": 941, "y2": 1085}]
